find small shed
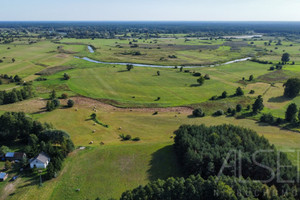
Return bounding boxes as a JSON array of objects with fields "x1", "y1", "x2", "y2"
[
  {"x1": 5, "y1": 152, "x2": 26, "y2": 161},
  {"x1": 0, "y1": 172, "x2": 8, "y2": 181}
]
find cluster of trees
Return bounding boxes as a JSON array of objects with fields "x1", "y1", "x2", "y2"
[
  {"x1": 260, "y1": 113, "x2": 284, "y2": 125},
  {"x1": 250, "y1": 58, "x2": 272, "y2": 65},
  {"x1": 261, "y1": 102, "x2": 300, "y2": 126},
  {"x1": 0, "y1": 86, "x2": 33, "y2": 105},
  {"x1": 269, "y1": 64, "x2": 283, "y2": 71},
  {"x1": 46, "y1": 90, "x2": 74, "y2": 111},
  {"x1": 46, "y1": 90, "x2": 60, "y2": 111},
  {"x1": 120, "y1": 175, "x2": 296, "y2": 200},
  {"x1": 0, "y1": 74, "x2": 22, "y2": 84},
  {"x1": 174, "y1": 124, "x2": 298, "y2": 192},
  {"x1": 192, "y1": 108, "x2": 205, "y2": 117},
  {"x1": 211, "y1": 87, "x2": 244, "y2": 101},
  {"x1": 196, "y1": 74, "x2": 210, "y2": 86},
  {"x1": 0, "y1": 112, "x2": 74, "y2": 180}
]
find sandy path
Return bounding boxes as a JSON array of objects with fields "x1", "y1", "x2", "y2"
[
  {"x1": 69, "y1": 96, "x2": 194, "y2": 114},
  {"x1": 0, "y1": 178, "x2": 21, "y2": 200}
]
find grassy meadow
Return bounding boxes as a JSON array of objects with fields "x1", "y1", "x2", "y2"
[{"x1": 0, "y1": 35, "x2": 300, "y2": 199}]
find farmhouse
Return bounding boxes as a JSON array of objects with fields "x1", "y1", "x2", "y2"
[
  {"x1": 30, "y1": 152, "x2": 50, "y2": 169},
  {"x1": 0, "y1": 172, "x2": 8, "y2": 181},
  {"x1": 5, "y1": 152, "x2": 27, "y2": 161}
]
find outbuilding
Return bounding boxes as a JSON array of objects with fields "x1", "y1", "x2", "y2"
[
  {"x1": 0, "y1": 172, "x2": 8, "y2": 181},
  {"x1": 5, "y1": 152, "x2": 26, "y2": 161}
]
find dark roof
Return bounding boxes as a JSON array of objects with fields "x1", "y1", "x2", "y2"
[
  {"x1": 33, "y1": 152, "x2": 50, "y2": 164},
  {"x1": 5, "y1": 152, "x2": 26, "y2": 160},
  {"x1": 14, "y1": 152, "x2": 26, "y2": 160}
]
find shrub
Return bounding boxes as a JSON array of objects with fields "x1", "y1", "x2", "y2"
[
  {"x1": 90, "y1": 113, "x2": 97, "y2": 119},
  {"x1": 192, "y1": 108, "x2": 205, "y2": 117},
  {"x1": 61, "y1": 93, "x2": 68, "y2": 99},
  {"x1": 221, "y1": 91, "x2": 227, "y2": 98},
  {"x1": 46, "y1": 99, "x2": 60, "y2": 111},
  {"x1": 126, "y1": 64, "x2": 133, "y2": 71},
  {"x1": 193, "y1": 72, "x2": 201, "y2": 77},
  {"x1": 275, "y1": 118, "x2": 284, "y2": 125},
  {"x1": 249, "y1": 90, "x2": 255, "y2": 94},
  {"x1": 132, "y1": 137, "x2": 140, "y2": 141},
  {"x1": 260, "y1": 113, "x2": 275, "y2": 124},
  {"x1": 269, "y1": 66, "x2": 275, "y2": 71},
  {"x1": 236, "y1": 104, "x2": 242, "y2": 112},
  {"x1": 235, "y1": 87, "x2": 244, "y2": 96},
  {"x1": 36, "y1": 77, "x2": 47, "y2": 81},
  {"x1": 247, "y1": 105, "x2": 251, "y2": 110},
  {"x1": 214, "y1": 110, "x2": 224, "y2": 116},
  {"x1": 120, "y1": 134, "x2": 132, "y2": 141},
  {"x1": 210, "y1": 95, "x2": 218, "y2": 100},
  {"x1": 204, "y1": 74, "x2": 210, "y2": 80},
  {"x1": 227, "y1": 108, "x2": 232, "y2": 114},
  {"x1": 249, "y1": 75, "x2": 254, "y2": 81},
  {"x1": 197, "y1": 76, "x2": 205, "y2": 86},
  {"x1": 231, "y1": 109, "x2": 236, "y2": 116},
  {"x1": 63, "y1": 73, "x2": 70, "y2": 80},
  {"x1": 67, "y1": 99, "x2": 74, "y2": 108},
  {"x1": 5, "y1": 160, "x2": 12, "y2": 169},
  {"x1": 52, "y1": 99, "x2": 60, "y2": 107}
]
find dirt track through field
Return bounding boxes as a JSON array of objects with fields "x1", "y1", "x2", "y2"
[
  {"x1": 70, "y1": 96, "x2": 193, "y2": 114},
  {"x1": 0, "y1": 178, "x2": 21, "y2": 200}
]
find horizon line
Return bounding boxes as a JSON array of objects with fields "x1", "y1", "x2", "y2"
[{"x1": 0, "y1": 20, "x2": 300, "y2": 22}]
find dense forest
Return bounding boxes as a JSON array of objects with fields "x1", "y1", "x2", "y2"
[
  {"x1": 174, "y1": 124, "x2": 298, "y2": 192},
  {"x1": 1, "y1": 22, "x2": 300, "y2": 39},
  {"x1": 120, "y1": 175, "x2": 297, "y2": 200}
]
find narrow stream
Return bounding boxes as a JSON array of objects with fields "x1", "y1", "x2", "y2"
[{"x1": 82, "y1": 45, "x2": 251, "y2": 68}]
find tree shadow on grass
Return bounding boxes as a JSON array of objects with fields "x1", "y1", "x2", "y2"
[
  {"x1": 117, "y1": 70, "x2": 129, "y2": 72},
  {"x1": 268, "y1": 96, "x2": 290, "y2": 103},
  {"x1": 147, "y1": 145, "x2": 183, "y2": 182},
  {"x1": 236, "y1": 112, "x2": 254, "y2": 119},
  {"x1": 190, "y1": 84, "x2": 201, "y2": 87}
]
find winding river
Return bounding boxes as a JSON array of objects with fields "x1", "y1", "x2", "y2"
[{"x1": 81, "y1": 45, "x2": 251, "y2": 68}]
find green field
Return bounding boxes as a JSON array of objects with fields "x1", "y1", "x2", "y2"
[
  {"x1": 1, "y1": 35, "x2": 300, "y2": 199},
  {"x1": 1, "y1": 98, "x2": 299, "y2": 200}
]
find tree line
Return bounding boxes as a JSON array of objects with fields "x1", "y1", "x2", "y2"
[
  {"x1": 0, "y1": 86, "x2": 33, "y2": 105},
  {"x1": 120, "y1": 175, "x2": 295, "y2": 200}
]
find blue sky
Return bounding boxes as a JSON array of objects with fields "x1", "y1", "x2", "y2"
[{"x1": 1, "y1": 0, "x2": 300, "y2": 21}]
